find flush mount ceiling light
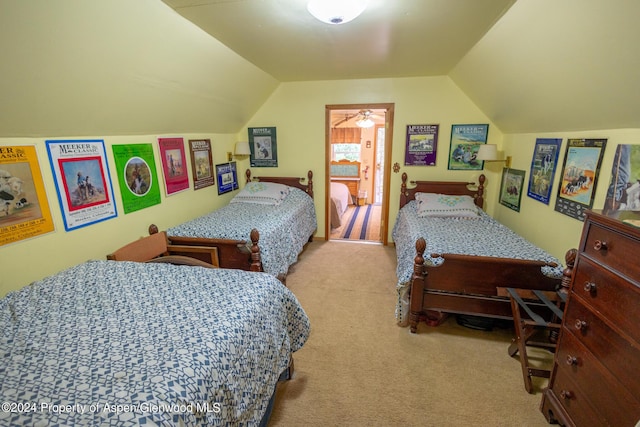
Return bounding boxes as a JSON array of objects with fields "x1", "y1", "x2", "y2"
[{"x1": 307, "y1": 0, "x2": 368, "y2": 25}]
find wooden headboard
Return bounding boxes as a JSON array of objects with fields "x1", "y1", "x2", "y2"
[
  {"x1": 330, "y1": 159, "x2": 361, "y2": 178},
  {"x1": 399, "y1": 172, "x2": 485, "y2": 209},
  {"x1": 245, "y1": 169, "x2": 314, "y2": 199}
]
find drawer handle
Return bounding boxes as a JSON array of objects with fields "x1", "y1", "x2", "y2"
[
  {"x1": 583, "y1": 282, "x2": 597, "y2": 293},
  {"x1": 574, "y1": 319, "x2": 588, "y2": 330},
  {"x1": 560, "y1": 390, "x2": 574, "y2": 400},
  {"x1": 593, "y1": 240, "x2": 607, "y2": 251},
  {"x1": 566, "y1": 355, "x2": 578, "y2": 366}
]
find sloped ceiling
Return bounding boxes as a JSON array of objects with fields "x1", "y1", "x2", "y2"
[{"x1": 1, "y1": 0, "x2": 638, "y2": 137}]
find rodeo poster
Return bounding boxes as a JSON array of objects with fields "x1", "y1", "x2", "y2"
[
  {"x1": 46, "y1": 139, "x2": 117, "y2": 231},
  {"x1": 0, "y1": 145, "x2": 55, "y2": 246},
  {"x1": 112, "y1": 143, "x2": 161, "y2": 214}
]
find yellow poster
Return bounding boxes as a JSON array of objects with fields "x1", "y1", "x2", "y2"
[{"x1": 0, "y1": 145, "x2": 55, "y2": 246}]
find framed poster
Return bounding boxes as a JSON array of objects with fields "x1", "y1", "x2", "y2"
[
  {"x1": 448, "y1": 124, "x2": 489, "y2": 170},
  {"x1": 554, "y1": 138, "x2": 607, "y2": 221},
  {"x1": 46, "y1": 139, "x2": 117, "y2": 231},
  {"x1": 248, "y1": 127, "x2": 278, "y2": 167},
  {"x1": 112, "y1": 144, "x2": 161, "y2": 214},
  {"x1": 603, "y1": 144, "x2": 640, "y2": 214},
  {"x1": 0, "y1": 145, "x2": 55, "y2": 246},
  {"x1": 158, "y1": 137, "x2": 189, "y2": 195},
  {"x1": 189, "y1": 139, "x2": 214, "y2": 190},
  {"x1": 527, "y1": 138, "x2": 562, "y2": 205},
  {"x1": 499, "y1": 168, "x2": 526, "y2": 212},
  {"x1": 405, "y1": 124, "x2": 439, "y2": 166},
  {"x1": 216, "y1": 162, "x2": 238, "y2": 195}
]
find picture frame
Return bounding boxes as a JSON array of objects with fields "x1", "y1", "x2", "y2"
[
  {"x1": 188, "y1": 139, "x2": 215, "y2": 190},
  {"x1": 248, "y1": 127, "x2": 278, "y2": 167},
  {"x1": 216, "y1": 162, "x2": 238, "y2": 195},
  {"x1": 448, "y1": 124, "x2": 489, "y2": 170},
  {"x1": 527, "y1": 138, "x2": 562, "y2": 205},
  {"x1": 158, "y1": 137, "x2": 189, "y2": 195},
  {"x1": 405, "y1": 124, "x2": 439, "y2": 166},
  {"x1": 46, "y1": 139, "x2": 117, "y2": 231},
  {"x1": 499, "y1": 168, "x2": 526, "y2": 212},
  {"x1": 112, "y1": 144, "x2": 161, "y2": 214},
  {"x1": 602, "y1": 144, "x2": 640, "y2": 214},
  {"x1": 554, "y1": 138, "x2": 607, "y2": 221}
]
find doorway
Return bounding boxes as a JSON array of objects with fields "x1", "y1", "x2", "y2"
[{"x1": 325, "y1": 103, "x2": 394, "y2": 245}]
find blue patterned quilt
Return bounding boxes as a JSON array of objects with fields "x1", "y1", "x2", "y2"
[
  {"x1": 168, "y1": 188, "x2": 317, "y2": 277},
  {"x1": 0, "y1": 260, "x2": 310, "y2": 426},
  {"x1": 392, "y1": 201, "x2": 563, "y2": 325}
]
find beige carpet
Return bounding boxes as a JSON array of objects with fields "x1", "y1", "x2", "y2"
[
  {"x1": 269, "y1": 241, "x2": 553, "y2": 427},
  {"x1": 330, "y1": 204, "x2": 381, "y2": 242}
]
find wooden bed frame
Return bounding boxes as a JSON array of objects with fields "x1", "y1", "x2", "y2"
[
  {"x1": 148, "y1": 169, "x2": 314, "y2": 282},
  {"x1": 399, "y1": 172, "x2": 563, "y2": 333},
  {"x1": 330, "y1": 159, "x2": 361, "y2": 203}
]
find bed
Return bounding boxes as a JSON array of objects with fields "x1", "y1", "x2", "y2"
[
  {"x1": 330, "y1": 181, "x2": 352, "y2": 229},
  {"x1": 393, "y1": 172, "x2": 565, "y2": 333},
  {"x1": 0, "y1": 257, "x2": 310, "y2": 426},
  {"x1": 151, "y1": 169, "x2": 317, "y2": 283}
]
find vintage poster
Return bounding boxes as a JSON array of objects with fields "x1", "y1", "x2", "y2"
[
  {"x1": 158, "y1": 137, "x2": 189, "y2": 195},
  {"x1": 527, "y1": 138, "x2": 562, "y2": 205},
  {"x1": 216, "y1": 162, "x2": 238, "y2": 195},
  {"x1": 248, "y1": 127, "x2": 278, "y2": 167},
  {"x1": 112, "y1": 144, "x2": 161, "y2": 214},
  {"x1": 0, "y1": 145, "x2": 55, "y2": 246},
  {"x1": 603, "y1": 144, "x2": 640, "y2": 214},
  {"x1": 46, "y1": 139, "x2": 117, "y2": 231},
  {"x1": 189, "y1": 139, "x2": 214, "y2": 190},
  {"x1": 499, "y1": 168, "x2": 526, "y2": 212},
  {"x1": 405, "y1": 124, "x2": 438, "y2": 166},
  {"x1": 554, "y1": 138, "x2": 607, "y2": 221},
  {"x1": 448, "y1": 124, "x2": 489, "y2": 170}
]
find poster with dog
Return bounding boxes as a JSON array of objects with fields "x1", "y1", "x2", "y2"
[
  {"x1": 46, "y1": 139, "x2": 117, "y2": 231},
  {"x1": 112, "y1": 144, "x2": 161, "y2": 214},
  {"x1": 0, "y1": 145, "x2": 55, "y2": 246}
]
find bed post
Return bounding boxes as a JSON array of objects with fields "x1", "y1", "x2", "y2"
[
  {"x1": 400, "y1": 172, "x2": 409, "y2": 207},
  {"x1": 476, "y1": 174, "x2": 486, "y2": 209},
  {"x1": 249, "y1": 228, "x2": 262, "y2": 272},
  {"x1": 409, "y1": 237, "x2": 427, "y2": 333},
  {"x1": 246, "y1": 169, "x2": 252, "y2": 183},
  {"x1": 307, "y1": 170, "x2": 314, "y2": 198}
]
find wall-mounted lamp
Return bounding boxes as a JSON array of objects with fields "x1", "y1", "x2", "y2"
[
  {"x1": 228, "y1": 141, "x2": 251, "y2": 162},
  {"x1": 476, "y1": 144, "x2": 512, "y2": 168}
]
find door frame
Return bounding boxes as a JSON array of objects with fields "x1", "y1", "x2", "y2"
[{"x1": 325, "y1": 103, "x2": 395, "y2": 244}]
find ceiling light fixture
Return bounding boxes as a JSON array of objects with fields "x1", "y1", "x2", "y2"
[
  {"x1": 356, "y1": 117, "x2": 374, "y2": 128},
  {"x1": 307, "y1": 0, "x2": 368, "y2": 25}
]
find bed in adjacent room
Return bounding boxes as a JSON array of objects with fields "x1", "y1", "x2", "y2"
[
  {"x1": 330, "y1": 181, "x2": 352, "y2": 229},
  {"x1": 151, "y1": 170, "x2": 317, "y2": 283},
  {"x1": 0, "y1": 258, "x2": 310, "y2": 426},
  {"x1": 393, "y1": 172, "x2": 565, "y2": 333}
]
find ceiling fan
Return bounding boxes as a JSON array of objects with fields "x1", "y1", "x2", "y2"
[{"x1": 332, "y1": 109, "x2": 384, "y2": 128}]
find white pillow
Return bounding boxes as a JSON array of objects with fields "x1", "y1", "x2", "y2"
[
  {"x1": 230, "y1": 181, "x2": 290, "y2": 205},
  {"x1": 415, "y1": 193, "x2": 480, "y2": 218}
]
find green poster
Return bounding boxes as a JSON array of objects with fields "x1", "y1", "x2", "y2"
[{"x1": 112, "y1": 144, "x2": 161, "y2": 214}]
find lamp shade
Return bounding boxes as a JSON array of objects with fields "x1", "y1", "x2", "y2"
[
  {"x1": 234, "y1": 141, "x2": 251, "y2": 156},
  {"x1": 307, "y1": 0, "x2": 368, "y2": 25},
  {"x1": 476, "y1": 144, "x2": 499, "y2": 161},
  {"x1": 356, "y1": 118, "x2": 374, "y2": 128}
]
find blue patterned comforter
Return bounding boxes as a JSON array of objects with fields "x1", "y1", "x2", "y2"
[
  {"x1": 0, "y1": 260, "x2": 310, "y2": 426},
  {"x1": 168, "y1": 188, "x2": 317, "y2": 277},
  {"x1": 392, "y1": 201, "x2": 563, "y2": 325}
]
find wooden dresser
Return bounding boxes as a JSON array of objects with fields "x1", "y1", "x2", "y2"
[{"x1": 540, "y1": 209, "x2": 640, "y2": 426}]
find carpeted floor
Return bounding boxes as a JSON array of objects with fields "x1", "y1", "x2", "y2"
[
  {"x1": 330, "y1": 204, "x2": 381, "y2": 242},
  {"x1": 269, "y1": 241, "x2": 553, "y2": 427}
]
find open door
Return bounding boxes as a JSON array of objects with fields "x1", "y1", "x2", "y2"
[{"x1": 325, "y1": 103, "x2": 394, "y2": 244}]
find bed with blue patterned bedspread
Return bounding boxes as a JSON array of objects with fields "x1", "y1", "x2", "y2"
[
  {"x1": 393, "y1": 200, "x2": 564, "y2": 329},
  {"x1": 0, "y1": 260, "x2": 310, "y2": 426},
  {"x1": 167, "y1": 186, "x2": 317, "y2": 279}
]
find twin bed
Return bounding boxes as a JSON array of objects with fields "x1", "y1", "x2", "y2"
[
  {"x1": 0, "y1": 244, "x2": 310, "y2": 426},
  {"x1": 393, "y1": 173, "x2": 565, "y2": 333},
  {"x1": 329, "y1": 160, "x2": 361, "y2": 229},
  {"x1": 151, "y1": 169, "x2": 317, "y2": 283}
]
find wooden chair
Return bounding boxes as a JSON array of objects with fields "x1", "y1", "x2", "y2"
[
  {"x1": 107, "y1": 231, "x2": 220, "y2": 268},
  {"x1": 497, "y1": 287, "x2": 565, "y2": 393}
]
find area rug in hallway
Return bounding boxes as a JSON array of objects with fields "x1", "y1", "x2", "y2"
[{"x1": 331, "y1": 204, "x2": 381, "y2": 241}]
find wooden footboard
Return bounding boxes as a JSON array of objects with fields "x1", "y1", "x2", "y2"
[
  {"x1": 148, "y1": 224, "x2": 263, "y2": 272},
  {"x1": 408, "y1": 237, "x2": 566, "y2": 333}
]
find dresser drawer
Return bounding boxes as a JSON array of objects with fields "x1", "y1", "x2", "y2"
[
  {"x1": 581, "y1": 221, "x2": 640, "y2": 280},
  {"x1": 554, "y1": 329, "x2": 640, "y2": 426},
  {"x1": 563, "y1": 297, "x2": 640, "y2": 397},
  {"x1": 572, "y1": 256, "x2": 640, "y2": 343},
  {"x1": 548, "y1": 366, "x2": 607, "y2": 427}
]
